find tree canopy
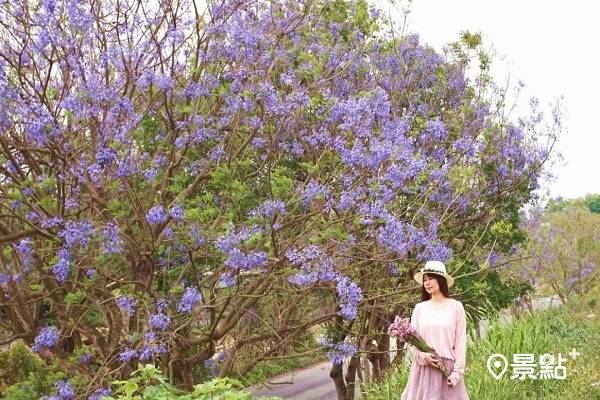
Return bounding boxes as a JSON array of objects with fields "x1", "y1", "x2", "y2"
[{"x1": 0, "y1": 0, "x2": 558, "y2": 397}]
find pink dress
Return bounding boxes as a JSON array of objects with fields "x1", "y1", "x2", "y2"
[{"x1": 400, "y1": 298, "x2": 470, "y2": 400}]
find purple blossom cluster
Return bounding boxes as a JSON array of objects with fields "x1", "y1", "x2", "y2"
[
  {"x1": 146, "y1": 205, "x2": 168, "y2": 225},
  {"x1": 88, "y1": 387, "x2": 112, "y2": 400},
  {"x1": 79, "y1": 352, "x2": 93, "y2": 364},
  {"x1": 335, "y1": 276, "x2": 363, "y2": 320},
  {"x1": 117, "y1": 158, "x2": 136, "y2": 177},
  {"x1": 204, "y1": 351, "x2": 226, "y2": 377},
  {"x1": 14, "y1": 238, "x2": 34, "y2": 268},
  {"x1": 300, "y1": 180, "x2": 330, "y2": 207},
  {"x1": 32, "y1": 326, "x2": 59, "y2": 352},
  {"x1": 286, "y1": 245, "x2": 338, "y2": 285},
  {"x1": 215, "y1": 226, "x2": 268, "y2": 270},
  {"x1": 218, "y1": 273, "x2": 238, "y2": 288},
  {"x1": 139, "y1": 341, "x2": 167, "y2": 361},
  {"x1": 52, "y1": 247, "x2": 71, "y2": 283},
  {"x1": 41, "y1": 216, "x2": 63, "y2": 229},
  {"x1": 58, "y1": 220, "x2": 94, "y2": 249},
  {"x1": 169, "y1": 204, "x2": 185, "y2": 220},
  {"x1": 286, "y1": 246, "x2": 362, "y2": 320},
  {"x1": 189, "y1": 226, "x2": 206, "y2": 247},
  {"x1": 249, "y1": 199, "x2": 286, "y2": 219},
  {"x1": 95, "y1": 146, "x2": 117, "y2": 167},
  {"x1": 100, "y1": 222, "x2": 123, "y2": 255},
  {"x1": 45, "y1": 380, "x2": 75, "y2": 400},
  {"x1": 148, "y1": 313, "x2": 171, "y2": 331},
  {"x1": 177, "y1": 286, "x2": 203, "y2": 313},
  {"x1": 116, "y1": 295, "x2": 135, "y2": 317},
  {"x1": 118, "y1": 348, "x2": 137, "y2": 362},
  {"x1": 318, "y1": 338, "x2": 358, "y2": 365}
]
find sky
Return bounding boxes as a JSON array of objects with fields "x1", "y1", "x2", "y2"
[{"x1": 378, "y1": 0, "x2": 600, "y2": 200}]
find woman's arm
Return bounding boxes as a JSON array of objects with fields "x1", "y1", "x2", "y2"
[{"x1": 449, "y1": 301, "x2": 467, "y2": 385}]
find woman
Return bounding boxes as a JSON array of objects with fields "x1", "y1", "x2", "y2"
[{"x1": 400, "y1": 261, "x2": 470, "y2": 400}]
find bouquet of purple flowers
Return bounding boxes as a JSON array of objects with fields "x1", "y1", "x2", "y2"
[{"x1": 388, "y1": 316, "x2": 449, "y2": 379}]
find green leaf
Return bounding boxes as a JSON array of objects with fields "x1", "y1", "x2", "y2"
[{"x1": 64, "y1": 291, "x2": 86, "y2": 305}]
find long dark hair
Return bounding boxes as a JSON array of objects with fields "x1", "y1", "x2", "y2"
[{"x1": 420, "y1": 273, "x2": 450, "y2": 301}]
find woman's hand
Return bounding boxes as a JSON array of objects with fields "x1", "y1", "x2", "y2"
[{"x1": 423, "y1": 353, "x2": 441, "y2": 369}]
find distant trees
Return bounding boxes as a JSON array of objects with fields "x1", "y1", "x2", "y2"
[{"x1": 520, "y1": 200, "x2": 600, "y2": 303}]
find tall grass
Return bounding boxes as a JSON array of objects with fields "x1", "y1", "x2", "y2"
[{"x1": 364, "y1": 293, "x2": 600, "y2": 399}]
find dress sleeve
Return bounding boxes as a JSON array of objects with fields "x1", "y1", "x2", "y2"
[
  {"x1": 408, "y1": 304, "x2": 427, "y2": 366},
  {"x1": 449, "y1": 301, "x2": 467, "y2": 385}
]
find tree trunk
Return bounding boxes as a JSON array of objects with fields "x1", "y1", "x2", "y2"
[
  {"x1": 330, "y1": 363, "x2": 347, "y2": 400},
  {"x1": 345, "y1": 356, "x2": 360, "y2": 400},
  {"x1": 360, "y1": 351, "x2": 371, "y2": 385},
  {"x1": 377, "y1": 332, "x2": 390, "y2": 372},
  {"x1": 366, "y1": 346, "x2": 381, "y2": 382}
]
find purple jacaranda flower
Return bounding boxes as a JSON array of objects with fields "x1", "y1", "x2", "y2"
[
  {"x1": 59, "y1": 220, "x2": 94, "y2": 249},
  {"x1": 55, "y1": 380, "x2": 75, "y2": 400},
  {"x1": 116, "y1": 296, "x2": 135, "y2": 317},
  {"x1": 15, "y1": 238, "x2": 34, "y2": 267},
  {"x1": 117, "y1": 158, "x2": 136, "y2": 177},
  {"x1": 100, "y1": 223, "x2": 123, "y2": 255},
  {"x1": 64, "y1": 197, "x2": 79, "y2": 210},
  {"x1": 142, "y1": 168, "x2": 158, "y2": 182},
  {"x1": 52, "y1": 247, "x2": 71, "y2": 283},
  {"x1": 96, "y1": 146, "x2": 117, "y2": 167},
  {"x1": 319, "y1": 338, "x2": 358, "y2": 365},
  {"x1": 146, "y1": 205, "x2": 168, "y2": 225},
  {"x1": 79, "y1": 352, "x2": 92, "y2": 364},
  {"x1": 88, "y1": 387, "x2": 112, "y2": 400},
  {"x1": 139, "y1": 342, "x2": 167, "y2": 361},
  {"x1": 87, "y1": 163, "x2": 102, "y2": 184},
  {"x1": 300, "y1": 180, "x2": 330, "y2": 206},
  {"x1": 286, "y1": 245, "x2": 339, "y2": 286},
  {"x1": 169, "y1": 204, "x2": 184, "y2": 220},
  {"x1": 215, "y1": 226, "x2": 268, "y2": 271},
  {"x1": 249, "y1": 200, "x2": 285, "y2": 219},
  {"x1": 204, "y1": 351, "x2": 226, "y2": 377},
  {"x1": 41, "y1": 216, "x2": 63, "y2": 229},
  {"x1": 119, "y1": 349, "x2": 137, "y2": 362},
  {"x1": 32, "y1": 326, "x2": 59, "y2": 352},
  {"x1": 335, "y1": 276, "x2": 362, "y2": 320},
  {"x1": 218, "y1": 273, "x2": 237, "y2": 287},
  {"x1": 177, "y1": 286, "x2": 203, "y2": 313},
  {"x1": 148, "y1": 313, "x2": 171, "y2": 331}
]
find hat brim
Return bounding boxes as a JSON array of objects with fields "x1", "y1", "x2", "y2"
[{"x1": 414, "y1": 271, "x2": 455, "y2": 288}]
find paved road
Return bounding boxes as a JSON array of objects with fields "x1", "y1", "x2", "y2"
[{"x1": 247, "y1": 360, "x2": 362, "y2": 400}]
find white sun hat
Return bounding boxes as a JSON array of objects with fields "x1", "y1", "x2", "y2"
[{"x1": 413, "y1": 260, "x2": 455, "y2": 288}]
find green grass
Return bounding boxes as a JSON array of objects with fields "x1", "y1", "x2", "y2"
[{"x1": 364, "y1": 291, "x2": 600, "y2": 400}]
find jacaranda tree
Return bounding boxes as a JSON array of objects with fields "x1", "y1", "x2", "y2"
[{"x1": 0, "y1": 0, "x2": 558, "y2": 398}]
